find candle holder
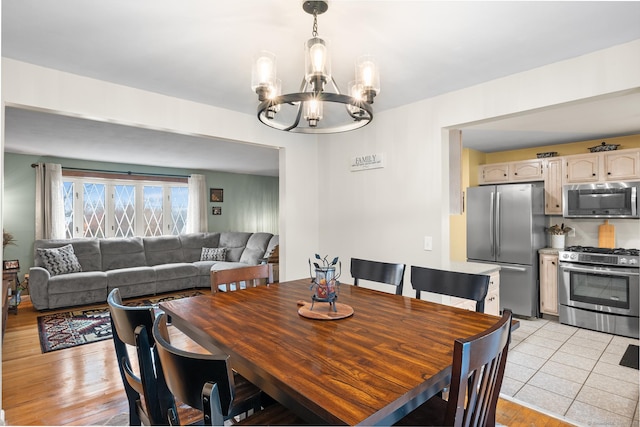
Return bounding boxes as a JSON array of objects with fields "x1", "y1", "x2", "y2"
[{"x1": 308, "y1": 254, "x2": 341, "y2": 312}]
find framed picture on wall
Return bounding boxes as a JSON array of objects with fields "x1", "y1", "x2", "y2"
[
  {"x1": 212, "y1": 206, "x2": 222, "y2": 215},
  {"x1": 3, "y1": 260, "x2": 20, "y2": 270},
  {"x1": 210, "y1": 188, "x2": 224, "y2": 202}
]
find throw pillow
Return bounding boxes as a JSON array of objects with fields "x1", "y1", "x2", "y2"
[
  {"x1": 201, "y1": 247, "x2": 227, "y2": 262},
  {"x1": 37, "y1": 244, "x2": 83, "y2": 276}
]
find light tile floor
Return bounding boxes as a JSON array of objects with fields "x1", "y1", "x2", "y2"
[{"x1": 502, "y1": 317, "x2": 640, "y2": 427}]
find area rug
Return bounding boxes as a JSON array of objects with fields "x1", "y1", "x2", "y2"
[
  {"x1": 37, "y1": 291, "x2": 203, "y2": 353},
  {"x1": 619, "y1": 344, "x2": 639, "y2": 370}
]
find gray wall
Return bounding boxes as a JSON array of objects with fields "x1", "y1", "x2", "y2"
[{"x1": 2, "y1": 153, "x2": 278, "y2": 281}]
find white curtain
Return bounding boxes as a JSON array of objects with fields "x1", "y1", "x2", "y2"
[
  {"x1": 186, "y1": 174, "x2": 207, "y2": 233},
  {"x1": 35, "y1": 163, "x2": 65, "y2": 239}
]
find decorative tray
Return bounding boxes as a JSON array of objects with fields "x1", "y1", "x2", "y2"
[
  {"x1": 297, "y1": 300, "x2": 354, "y2": 320},
  {"x1": 536, "y1": 151, "x2": 558, "y2": 158},
  {"x1": 589, "y1": 142, "x2": 619, "y2": 152}
]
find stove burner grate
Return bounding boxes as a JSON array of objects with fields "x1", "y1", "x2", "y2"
[{"x1": 565, "y1": 246, "x2": 639, "y2": 256}]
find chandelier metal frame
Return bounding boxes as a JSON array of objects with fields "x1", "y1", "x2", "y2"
[{"x1": 252, "y1": 0, "x2": 379, "y2": 134}]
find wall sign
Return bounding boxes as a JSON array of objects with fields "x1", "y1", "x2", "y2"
[{"x1": 350, "y1": 153, "x2": 385, "y2": 172}]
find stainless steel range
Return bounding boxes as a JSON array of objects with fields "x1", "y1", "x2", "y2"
[{"x1": 558, "y1": 246, "x2": 639, "y2": 339}]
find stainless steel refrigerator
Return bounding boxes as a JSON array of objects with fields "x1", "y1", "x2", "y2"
[{"x1": 466, "y1": 182, "x2": 546, "y2": 318}]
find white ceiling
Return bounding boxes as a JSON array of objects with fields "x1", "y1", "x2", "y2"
[{"x1": 3, "y1": 1, "x2": 640, "y2": 175}]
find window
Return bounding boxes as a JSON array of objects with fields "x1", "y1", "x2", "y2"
[{"x1": 63, "y1": 176, "x2": 188, "y2": 239}]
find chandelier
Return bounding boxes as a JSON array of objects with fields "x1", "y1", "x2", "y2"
[{"x1": 251, "y1": 0, "x2": 380, "y2": 134}]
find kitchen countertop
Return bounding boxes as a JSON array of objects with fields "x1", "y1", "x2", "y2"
[
  {"x1": 539, "y1": 247, "x2": 561, "y2": 255},
  {"x1": 442, "y1": 261, "x2": 501, "y2": 276}
]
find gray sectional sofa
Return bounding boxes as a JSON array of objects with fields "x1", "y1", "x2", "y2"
[{"x1": 29, "y1": 232, "x2": 278, "y2": 310}]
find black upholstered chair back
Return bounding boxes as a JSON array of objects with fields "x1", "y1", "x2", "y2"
[
  {"x1": 397, "y1": 310, "x2": 513, "y2": 427},
  {"x1": 350, "y1": 258, "x2": 406, "y2": 295},
  {"x1": 410, "y1": 266, "x2": 490, "y2": 312},
  {"x1": 108, "y1": 288, "x2": 174, "y2": 426},
  {"x1": 153, "y1": 313, "x2": 236, "y2": 425}
]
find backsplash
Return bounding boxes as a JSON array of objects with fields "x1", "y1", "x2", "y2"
[{"x1": 547, "y1": 217, "x2": 640, "y2": 249}]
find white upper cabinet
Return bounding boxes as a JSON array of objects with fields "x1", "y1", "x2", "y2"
[{"x1": 564, "y1": 148, "x2": 640, "y2": 184}]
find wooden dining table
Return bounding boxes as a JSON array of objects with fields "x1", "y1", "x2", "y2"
[{"x1": 160, "y1": 279, "x2": 507, "y2": 425}]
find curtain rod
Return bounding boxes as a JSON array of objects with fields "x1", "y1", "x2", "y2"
[{"x1": 30, "y1": 164, "x2": 189, "y2": 179}]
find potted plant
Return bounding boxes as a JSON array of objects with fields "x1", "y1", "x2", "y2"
[
  {"x1": 546, "y1": 223, "x2": 572, "y2": 249},
  {"x1": 3, "y1": 230, "x2": 16, "y2": 249}
]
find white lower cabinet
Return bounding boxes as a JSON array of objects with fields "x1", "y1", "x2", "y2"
[{"x1": 539, "y1": 252, "x2": 559, "y2": 316}]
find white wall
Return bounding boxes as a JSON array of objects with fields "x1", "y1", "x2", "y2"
[
  {"x1": 1, "y1": 58, "x2": 320, "y2": 281},
  {"x1": 318, "y1": 40, "x2": 640, "y2": 295},
  {"x1": 2, "y1": 40, "x2": 639, "y2": 288}
]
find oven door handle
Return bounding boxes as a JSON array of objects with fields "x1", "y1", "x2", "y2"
[{"x1": 559, "y1": 263, "x2": 640, "y2": 277}]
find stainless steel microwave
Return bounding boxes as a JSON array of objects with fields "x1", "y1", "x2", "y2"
[{"x1": 563, "y1": 182, "x2": 639, "y2": 218}]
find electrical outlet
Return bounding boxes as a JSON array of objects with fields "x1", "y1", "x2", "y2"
[{"x1": 424, "y1": 236, "x2": 433, "y2": 251}]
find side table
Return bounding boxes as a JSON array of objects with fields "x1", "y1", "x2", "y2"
[
  {"x1": 2, "y1": 280, "x2": 9, "y2": 340},
  {"x1": 3, "y1": 268, "x2": 21, "y2": 314}
]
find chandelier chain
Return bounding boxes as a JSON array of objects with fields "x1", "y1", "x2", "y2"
[{"x1": 312, "y1": 11, "x2": 318, "y2": 37}]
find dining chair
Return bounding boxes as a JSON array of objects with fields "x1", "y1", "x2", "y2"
[
  {"x1": 108, "y1": 288, "x2": 175, "y2": 426},
  {"x1": 411, "y1": 265, "x2": 490, "y2": 312},
  {"x1": 396, "y1": 309, "x2": 513, "y2": 427},
  {"x1": 211, "y1": 263, "x2": 274, "y2": 293},
  {"x1": 350, "y1": 258, "x2": 406, "y2": 295},
  {"x1": 152, "y1": 313, "x2": 304, "y2": 426}
]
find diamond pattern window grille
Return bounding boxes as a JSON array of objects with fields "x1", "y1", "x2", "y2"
[
  {"x1": 114, "y1": 185, "x2": 136, "y2": 237},
  {"x1": 143, "y1": 186, "x2": 163, "y2": 236},
  {"x1": 170, "y1": 187, "x2": 188, "y2": 235},
  {"x1": 83, "y1": 183, "x2": 106, "y2": 238},
  {"x1": 63, "y1": 177, "x2": 189, "y2": 238},
  {"x1": 63, "y1": 181, "x2": 75, "y2": 239}
]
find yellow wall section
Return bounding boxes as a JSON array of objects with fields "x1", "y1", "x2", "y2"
[
  {"x1": 449, "y1": 148, "x2": 488, "y2": 260},
  {"x1": 484, "y1": 134, "x2": 640, "y2": 163},
  {"x1": 449, "y1": 133, "x2": 640, "y2": 261}
]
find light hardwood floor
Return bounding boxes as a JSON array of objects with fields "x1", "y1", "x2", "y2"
[{"x1": 2, "y1": 294, "x2": 576, "y2": 426}]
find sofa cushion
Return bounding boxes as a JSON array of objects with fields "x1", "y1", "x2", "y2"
[
  {"x1": 201, "y1": 247, "x2": 227, "y2": 261},
  {"x1": 144, "y1": 235, "x2": 185, "y2": 266},
  {"x1": 37, "y1": 244, "x2": 83, "y2": 276},
  {"x1": 180, "y1": 233, "x2": 221, "y2": 262},
  {"x1": 211, "y1": 262, "x2": 252, "y2": 271},
  {"x1": 101, "y1": 237, "x2": 147, "y2": 270},
  {"x1": 34, "y1": 238, "x2": 102, "y2": 271},
  {"x1": 47, "y1": 271, "x2": 107, "y2": 294},
  {"x1": 153, "y1": 263, "x2": 198, "y2": 280},
  {"x1": 219, "y1": 232, "x2": 252, "y2": 262},
  {"x1": 239, "y1": 233, "x2": 274, "y2": 265},
  {"x1": 106, "y1": 266, "x2": 156, "y2": 287}
]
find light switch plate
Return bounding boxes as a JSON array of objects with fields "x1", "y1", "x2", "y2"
[{"x1": 424, "y1": 236, "x2": 433, "y2": 251}]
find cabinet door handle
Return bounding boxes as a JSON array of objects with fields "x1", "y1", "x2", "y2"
[{"x1": 592, "y1": 173, "x2": 596, "y2": 176}]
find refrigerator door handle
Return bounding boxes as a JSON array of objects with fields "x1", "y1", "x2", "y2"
[
  {"x1": 489, "y1": 191, "x2": 495, "y2": 257},
  {"x1": 495, "y1": 191, "x2": 501, "y2": 257},
  {"x1": 499, "y1": 265, "x2": 528, "y2": 272}
]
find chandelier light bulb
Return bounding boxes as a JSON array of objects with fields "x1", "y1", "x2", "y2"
[
  {"x1": 251, "y1": 51, "x2": 277, "y2": 101},
  {"x1": 310, "y1": 42, "x2": 326, "y2": 73},
  {"x1": 361, "y1": 62, "x2": 374, "y2": 87},
  {"x1": 304, "y1": 98, "x2": 323, "y2": 127},
  {"x1": 305, "y1": 37, "x2": 331, "y2": 92},
  {"x1": 348, "y1": 81, "x2": 365, "y2": 116},
  {"x1": 356, "y1": 55, "x2": 380, "y2": 103},
  {"x1": 266, "y1": 79, "x2": 282, "y2": 119}
]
